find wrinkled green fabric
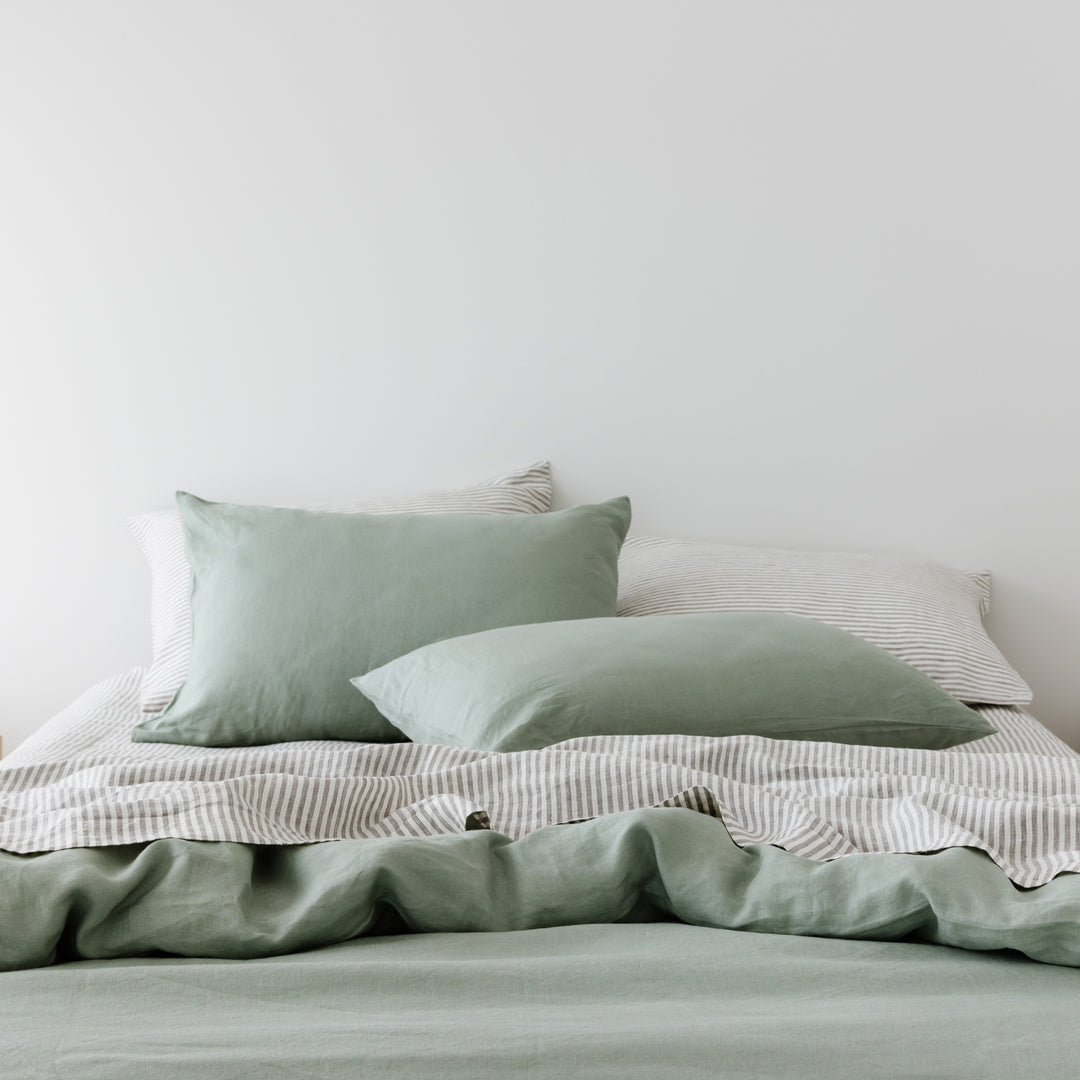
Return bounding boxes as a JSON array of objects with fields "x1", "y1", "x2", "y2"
[
  {"x1": 3, "y1": 925, "x2": 1079, "y2": 1080},
  {"x1": 2, "y1": 808, "x2": 1077, "y2": 972}
]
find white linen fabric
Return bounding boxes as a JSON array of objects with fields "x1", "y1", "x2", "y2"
[
  {"x1": 129, "y1": 462, "x2": 553, "y2": 714},
  {"x1": 2, "y1": 668, "x2": 1077, "y2": 888},
  {"x1": 616, "y1": 535, "x2": 1033, "y2": 705}
]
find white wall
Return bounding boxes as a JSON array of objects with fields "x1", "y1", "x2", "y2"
[{"x1": 2, "y1": 1, "x2": 1078, "y2": 752}]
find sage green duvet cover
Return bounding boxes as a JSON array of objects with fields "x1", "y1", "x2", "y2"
[
  {"x1": 3, "y1": 925, "x2": 1079, "y2": 1079},
  {"x1": 2, "y1": 807, "x2": 1078, "y2": 1077},
  {"x1": 2, "y1": 808, "x2": 1078, "y2": 969}
]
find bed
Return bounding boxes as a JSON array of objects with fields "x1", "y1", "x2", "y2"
[{"x1": 2, "y1": 461, "x2": 1078, "y2": 1079}]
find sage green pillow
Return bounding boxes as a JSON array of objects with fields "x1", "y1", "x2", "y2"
[
  {"x1": 132, "y1": 494, "x2": 631, "y2": 746},
  {"x1": 351, "y1": 613, "x2": 997, "y2": 752}
]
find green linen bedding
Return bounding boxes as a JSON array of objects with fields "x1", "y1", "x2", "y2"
[
  {"x1": 132, "y1": 494, "x2": 631, "y2": 746},
  {"x1": 5, "y1": 671, "x2": 1079, "y2": 1078},
  {"x1": 2, "y1": 808, "x2": 1077, "y2": 972},
  {"x1": 4, "y1": 924, "x2": 1079, "y2": 1080},
  {"x1": 351, "y1": 612, "x2": 996, "y2": 751}
]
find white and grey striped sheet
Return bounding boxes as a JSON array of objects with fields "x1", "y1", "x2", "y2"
[
  {"x1": 129, "y1": 461, "x2": 553, "y2": 714},
  {"x1": 616, "y1": 535, "x2": 1032, "y2": 706},
  {"x1": 2, "y1": 668, "x2": 1077, "y2": 888}
]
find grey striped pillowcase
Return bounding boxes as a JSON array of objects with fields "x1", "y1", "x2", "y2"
[
  {"x1": 129, "y1": 461, "x2": 553, "y2": 714},
  {"x1": 615, "y1": 535, "x2": 1032, "y2": 706}
]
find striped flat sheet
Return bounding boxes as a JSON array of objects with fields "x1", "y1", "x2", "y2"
[{"x1": 2, "y1": 668, "x2": 1078, "y2": 888}]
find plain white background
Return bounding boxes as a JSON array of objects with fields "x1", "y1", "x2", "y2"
[{"x1": 1, "y1": 2, "x2": 1077, "y2": 751}]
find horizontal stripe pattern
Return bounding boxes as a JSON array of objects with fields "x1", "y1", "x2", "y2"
[
  {"x1": 129, "y1": 462, "x2": 553, "y2": 714},
  {"x1": 616, "y1": 535, "x2": 1032, "y2": 705},
  {"x1": 2, "y1": 668, "x2": 1077, "y2": 888}
]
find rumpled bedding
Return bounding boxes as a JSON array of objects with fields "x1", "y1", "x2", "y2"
[
  {"x1": 3, "y1": 669, "x2": 1079, "y2": 885},
  {"x1": 1, "y1": 668, "x2": 1079, "y2": 971},
  {"x1": 2, "y1": 807, "x2": 1079, "y2": 972}
]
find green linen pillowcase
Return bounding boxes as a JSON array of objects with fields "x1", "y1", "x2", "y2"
[
  {"x1": 131, "y1": 494, "x2": 631, "y2": 747},
  {"x1": 351, "y1": 612, "x2": 997, "y2": 752}
]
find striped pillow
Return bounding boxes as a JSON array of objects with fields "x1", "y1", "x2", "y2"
[
  {"x1": 130, "y1": 461, "x2": 552, "y2": 714},
  {"x1": 616, "y1": 535, "x2": 1032, "y2": 706}
]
